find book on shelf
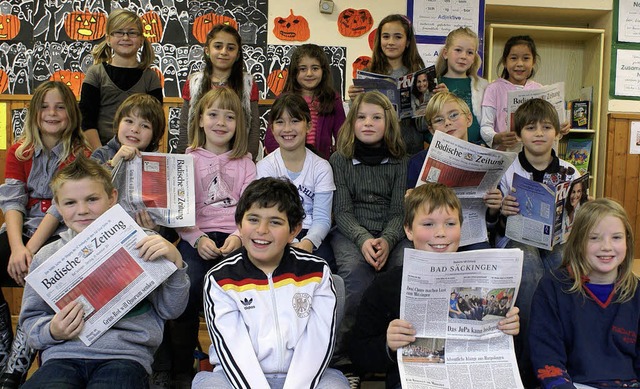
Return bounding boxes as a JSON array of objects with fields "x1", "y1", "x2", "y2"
[
  {"x1": 564, "y1": 139, "x2": 592, "y2": 176},
  {"x1": 569, "y1": 100, "x2": 590, "y2": 129}
]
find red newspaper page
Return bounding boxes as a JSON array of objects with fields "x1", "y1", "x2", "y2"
[{"x1": 141, "y1": 155, "x2": 168, "y2": 208}]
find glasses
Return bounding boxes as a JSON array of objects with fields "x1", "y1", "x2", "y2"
[
  {"x1": 431, "y1": 111, "x2": 463, "y2": 127},
  {"x1": 110, "y1": 30, "x2": 141, "y2": 38}
]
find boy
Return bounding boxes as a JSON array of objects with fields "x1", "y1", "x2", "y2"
[
  {"x1": 194, "y1": 177, "x2": 349, "y2": 388},
  {"x1": 499, "y1": 98, "x2": 579, "y2": 387},
  {"x1": 350, "y1": 183, "x2": 520, "y2": 389},
  {"x1": 18, "y1": 158, "x2": 189, "y2": 388}
]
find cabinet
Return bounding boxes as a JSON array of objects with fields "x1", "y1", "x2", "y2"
[{"x1": 485, "y1": 24, "x2": 605, "y2": 196}]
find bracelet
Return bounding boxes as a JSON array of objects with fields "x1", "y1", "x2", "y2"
[{"x1": 194, "y1": 235, "x2": 207, "y2": 249}]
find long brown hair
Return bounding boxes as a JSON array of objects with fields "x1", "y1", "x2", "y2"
[
  {"x1": 283, "y1": 44, "x2": 336, "y2": 115},
  {"x1": 368, "y1": 14, "x2": 424, "y2": 75}
]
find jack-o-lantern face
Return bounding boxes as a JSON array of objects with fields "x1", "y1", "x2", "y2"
[
  {"x1": 267, "y1": 69, "x2": 288, "y2": 96},
  {"x1": 141, "y1": 11, "x2": 163, "y2": 43},
  {"x1": 352, "y1": 56, "x2": 371, "y2": 78},
  {"x1": 0, "y1": 68, "x2": 8, "y2": 93},
  {"x1": 337, "y1": 8, "x2": 373, "y2": 37},
  {"x1": 64, "y1": 10, "x2": 107, "y2": 41},
  {"x1": 192, "y1": 13, "x2": 238, "y2": 44},
  {"x1": 273, "y1": 9, "x2": 310, "y2": 42},
  {"x1": 50, "y1": 70, "x2": 85, "y2": 97},
  {"x1": 0, "y1": 14, "x2": 20, "y2": 40},
  {"x1": 368, "y1": 28, "x2": 377, "y2": 50}
]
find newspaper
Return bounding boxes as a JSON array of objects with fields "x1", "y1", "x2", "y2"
[
  {"x1": 398, "y1": 248, "x2": 524, "y2": 389},
  {"x1": 415, "y1": 132, "x2": 517, "y2": 246},
  {"x1": 506, "y1": 82, "x2": 566, "y2": 133},
  {"x1": 111, "y1": 152, "x2": 196, "y2": 227},
  {"x1": 506, "y1": 173, "x2": 589, "y2": 250},
  {"x1": 24, "y1": 205, "x2": 178, "y2": 346},
  {"x1": 353, "y1": 66, "x2": 437, "y2": 119}
]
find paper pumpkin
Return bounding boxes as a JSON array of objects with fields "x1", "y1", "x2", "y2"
[
  {"x1": 50, "y1": 70, "x2": 85, "y2": 96},
  {"x1": 141, "y1": 11, "x2": 163, "y2": 43},
  {"x1": 352, "y1": 56, "x2": 371, "y2": 78},
  {"x1": 267, "y1": 69, "x2": 288, "y2": 96},
  {"x1": 0, "y1": 68, "x2": 8, "y2": 93},
  {"x1": 0, "y1": 14, "x2": 20, "y2": 40},
  {"x1": 64, "y1": 10, "x2": 107, "y2": 41},
  {"x1": 337, "y1": 8, "x2": 373, "y2": 37},
  {"x1": 368, "y1": 28, "x2": 377, "y2": 50},
  {"x1": 192, "y1": 13, "x2": 238, "y2": 44},
  {"x1": 273, "y1": 9, "x2": 310, "y2": 42}
]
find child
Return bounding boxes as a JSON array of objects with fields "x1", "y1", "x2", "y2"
[
  {"x1": 19, "y1": 157, "x2": 189, "y2": 388},
  {"x1": 257, "y1": 93, "x2": 336, "y2": 267},
  {"x1": 170, "y1": 87, "x2": 256, "y2": 383},
  {"x1": 193, "y1": 177, "x2": 349, "y2": 388},
  {"x1": 0, "y1": 81, "x2": 91, "y2": 388},
  {"x1": 178, "y1": 24, "x2": 260, "y2": 160},
  {"x1": 435, "y1": 27, "x2": 488, "y2": 145},
  {"x1": 330, "y1": 90, "x2": 411, "y2": 364},
  {"x1": 263, "y1": 44, "x2": 346, "y2": 160},
  {"x1": 79, "y1": 9, "x2": 163, "y2": 149},
  {"x1": 348, "y1": 14, "x2": 433, "y2": 155},
  {"x1": 529, "y1": 199, "x2": 640, "y2": 389},
  {"x1": 499, "y1": 98, "x2": 579, "y2": 386},
  {"x1": 350, "y1": 183, "x2": 520, "y2": 389}
]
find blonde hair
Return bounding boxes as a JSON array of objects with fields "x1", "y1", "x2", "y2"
[
  {"x1": 404, "y1": 183, "x2": 462, "y2": 228},
  {"x1": 435, "y1": 27, "x2": 482, "y2": 87},
  {"x1": 51, "y1": 156, "x2": 115, "y2": 203},
  {"x1": 16, "y1": 81, "x2": 88, "y2": 162},
  {"x1": 189, "y1": 88, "x2": 248, "y2": 159},
  {"x1": 561, "y1": 199, "x2": 637, "y2": 303},
  {"x1": 92, "y1": 9, "x2": 155, "y2": 69},
  {"x1": 424, "y1": 91, "x2": 471, "y2": 131},
  {"x1": 335, "y1": 91, "x2": 405, "y2": 159}
]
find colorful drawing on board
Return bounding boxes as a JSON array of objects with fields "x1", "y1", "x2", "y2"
[
  {"x1": 337, "y1": 8, "x2": 374, "y2": 37},
  {"x1": 49, "y1": 70, "x2": 85, "y2": 97},
  {"x1": 368, "y1": 28, "x2": 377, "y2": 50},
  {"x1": 267, "y1": 69, "x2": 288, "y2": 96},
  {"x1": 272, "y1": 9, "x2": 310, "y2": 42},
  {"x1": 0, "y1": 68, "x2": 8, "y2": 93},
  {"x1": 0, "y1": 13, "x2": 20, "y2": 40},
  {"x1": 191, "y1": 13, "x2": 237, "y2": 44},
  {"x1": 64, "y1": 10, "x2": 108, "y2": 41},
  {"x1": 140, "y1": 10, "x2": 163, "y2": 43},
  {"x1": 352, "y1": 56, "x2": 371, "y2": 78}
]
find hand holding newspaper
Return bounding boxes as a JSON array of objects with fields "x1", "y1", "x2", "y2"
[
  {"x1": 398, "y1": 248, "x2": 524, "y2": 389},
  {"x1": 25, "y1": 205, "x2": 178, "y2": 346}
]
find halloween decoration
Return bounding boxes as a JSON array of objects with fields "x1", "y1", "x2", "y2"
[
  {"x1": 267, "y1": 68, "x2": 288, "y2": 96},
  {"x1": 140, "y1": 11, "x2": 162, "y2": 43},
  {"x1": 0, "y1": 14, "x2": 20, "y2": 40},
  {"x1": 50, "y1": 70, "x2": 85, "y2": 96},
  {"x1": 273, "y1": 9, "x2": 310, "y2": 42},
  {"x1": 192, "y1": 13, "x2": 238, "y2": 44},
  {"x1": 368, "y1": 28, "x2": 377, "y2": 50},
  {"x1": 64, "y1": 10, "x2": 107, "y2": 41},
  {"x1": 352, "y1": 56, "x2": 371, "y2": 78},
  {"x1": 337, "y1": 8, "x2": 373, "y2": 37},
  {"x1": 0, "y1": 68, "x2": 8, "y2": 93}
]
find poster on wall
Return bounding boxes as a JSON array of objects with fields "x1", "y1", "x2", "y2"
[
  {"x1": 618, "y1": 0, "x2": 640, "y2": 43},
  {"x1": 417, "y1": 43, "x2": 444, "y2": 67},
  {"x1": 614, "y1": 49, "x2": 640, "y2": 98}
]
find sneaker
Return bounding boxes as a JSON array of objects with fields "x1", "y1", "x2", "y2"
[
  {"x1": 149, "y1": 370, "x2": 170, "y2": 389},
  {"x1": 343, "y1": 371, "x2": 360, "y2": 389}
]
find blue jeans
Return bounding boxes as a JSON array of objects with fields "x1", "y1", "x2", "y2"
[
  {"x1": 192, "y1": 366, "x2": 350, "y2": 388},
  {"x1": 22, "y1": 359, "x2": 148, "y2": 388}
]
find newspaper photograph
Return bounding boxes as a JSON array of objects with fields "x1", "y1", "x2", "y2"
[
  {"x1": 25, "y1": 205, "x2": 178, "y2": 346},
  {"x1": 506, "y1": 82, "x2": 566, "y2": 133},
  {"x1": 111, "y1": 152, "x2": 196, "y2": 228},
  {"x1": 398, "y1": 248, "x2": 524, "y2": 389},
  {"x1": 505, "y1": 173, "x2": 589, "y2": 250},
  {"x1": 416, "y1": 132, "x2": 517, "y2": 246}
]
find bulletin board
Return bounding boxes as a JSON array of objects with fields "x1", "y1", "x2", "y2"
[{"x1": 610, "y1": 0, "x2": 640, "y2": 100}]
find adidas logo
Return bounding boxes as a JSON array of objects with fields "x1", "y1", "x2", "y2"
[{"x1": 240, "y1": 297, "x2": 255, "y2": 310}]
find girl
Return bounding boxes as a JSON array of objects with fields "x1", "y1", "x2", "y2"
[
  {"x1": 563, "y1": 179, "x2": 588, "y2": 240},
  {"x1": 263, "y1": 44, "x2": 346, "y2": 160},
  {"x1": 530, "y1": 199, "x2": 640, "y2": 389},
  {"x1": 348, "y1": 14, "x2": 432, "y2": 156},
  {"x1": 178, "y1": 24, "x2": 260, "y2": 160},
  {"x1": 435, "y1": 27, "x2": 488, "y2": 145},
  {"x1": 329, "y1": 90, "x2": 411, "y2": 361},
  {"x1": 171, "y1": 87, "x2": 255, "y2": 384},
  {"x1": 0, "y1": 81, "x2": 91, "y2": 388},
  {"x1": 79, "y1": 9, "x2": 163, "y2": 150},
  {"x1": 257, "y1": 93, "x2": 336, "y2": 267}
]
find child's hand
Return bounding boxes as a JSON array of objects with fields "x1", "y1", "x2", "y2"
[
  {"x1": 433, "y1": 83, "x2": 448, "y2": 93},
  {"x1": 348, "y1": 85, "x2": 365, "y2": 101},
  {"x1": 196, "y1": 236, "x2": 221, "y2": 261},
  {"x1": 8, "y1": 245, "x2": 32, "y2": 286},
  {"x1": 387, "y1": 319, "x2": 416, "y2": 352},
  {"x1": 292, "y1": 239, "x2": 314, "y2": 253},
  {"x1": 50, "y1": 301, "x2": 85, "y2": 341},
  {"x1": 483, "y1": 189, "x2": 503, "y2": 215},
  {"x1": 112, "y1": 145, "x2": 141, "y2": 167},
  {"x1": 493, "y1": 132, "x2": 518, "y2": 150},
  {"x1": 501, "y1": 194, "x2": 520, "y2": 216},
  {"x1": 498, "y1": 306, "x2": 520, "y2": 336},
  {"x1": 371, "y1": 237, "x2": 390, "y2": 271},
  {"x1": 218, "y1": 234, "x2": 242, "y2": 255},
  {"x1": 559, "y1": 121, "x2": 571, "y2": 137},
  {"x1": 361, "y1": 238, "x2": 379, "y2": 269},
  {"x1": 136, "y1": 235, "x2": 183, "y2": 268},
  {"x1": 135, "y1": 210, "x2": 158, "y2": 231}
]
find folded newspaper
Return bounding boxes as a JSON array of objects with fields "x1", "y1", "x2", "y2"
[
  {"x1": 398, "y1": 248, "x2": 524, "y2": 389},
  {"x1": 25, "y1": 205, "x2": 178, "y2": 346},
  {"x1": 111, "y1": 152, "x2": 196, "y2": 228},
  {"x1": 506, "y1": 82, "x2": 565, "y2": 133},
  {"x1": 416, "y1": 131, "x2": 517, "y2": 246}
]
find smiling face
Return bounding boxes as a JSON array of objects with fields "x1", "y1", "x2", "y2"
[
  {"x1": 405, "y1": 205, "x2": 461, "y2": 253},
  {"x1": 296, "y1": 55, "x2": 322, "y2": 96},
  {"x1": 380, "y1": 21, "x2": 408, "y2": 63},
  {"x1": 505, "y1": 44, "x2": 534, "y2": 86},
  {"x1": 354, "y1": 102, "x2": 386, "y2": 147},
  {"x1": 199, "y1": 101, "x2": 237, "y2": 155},
  {"x1": 205, "y1": 31, "x2": 240, "y2": 73},
  {"x1": 570, "y1": 182, "x2": 583, "y2": 208},
  {"x1": 272, "y1": 109, "x2": 309, "y2": 152},
  {"x1": 107, "y1": 23, "x2": 143, "y2": 60},
  {"x1": 585, "y1": 215, "x2": 627, "y2": 284},
  {"x1": 443, "y1": 36, "x2": 477, "y2": 77},
  {"x1": 429, "y1": 101, "x2": 471, "y2": 140},
  {"x1": 117, "y1": 112, "x2": 154, "y2": 151},
  {"x1": 57, "y1": 178, "x2": 117, "y2": 233},
  {"x1": 416, "y1": 73, "x2": 429, "y2": 93},
  {"x1": 39, "y1": 88, "x2": 69, "y2": 142}
]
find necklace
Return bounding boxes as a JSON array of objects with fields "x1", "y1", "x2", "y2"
[{"x1": 211, "y1": 75, "x2": 228, "y2": 86}]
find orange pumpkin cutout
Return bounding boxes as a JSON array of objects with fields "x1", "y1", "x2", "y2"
[
  {"x1": 192, "y1": 13, "x2": 237, "y2": 44},
  {"x1": 267, "y1": 69, "x2": 288, "y2": 96},
  {"x1": 352, "y1": 56, "x2": 371, "y2": 78},
  {"x1": 273, "y1": 9, "x2": 310, "y2": 42},
  {"x1": 0, "y1": 69, "x2": 8, "y2": 93},
  {"x1": 141, "y1": 11, "x2": 163, "y2": 43},
  {"x1": 50, "y1": 70, "x2": 85, "y2": 97},
  {"x1": 0, "y1": 14, "x2": 20, "y2": 40},
  {"x1": 337, "y1": 8, "x2": 373, "y2": 37},
  {"x1": 368, "y1": 28, "x2": 377, "y2": 50},
  {"x1": 64, "y1": 10, "x2": 107, "y2": 41}
]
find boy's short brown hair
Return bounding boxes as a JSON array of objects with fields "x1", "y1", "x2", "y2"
[
  {"x1": 404, "y1": 183, "x2": 463, "y2": 228},
  {"x1": 513, "y1": 98, "x2": 559, "y2": 137},
  {"x1": 51, "y1": 157, "x2": 115, "y2": 203},
  {"x1": 113, "y1": 93, "x2": 166, "y2": 152}
]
